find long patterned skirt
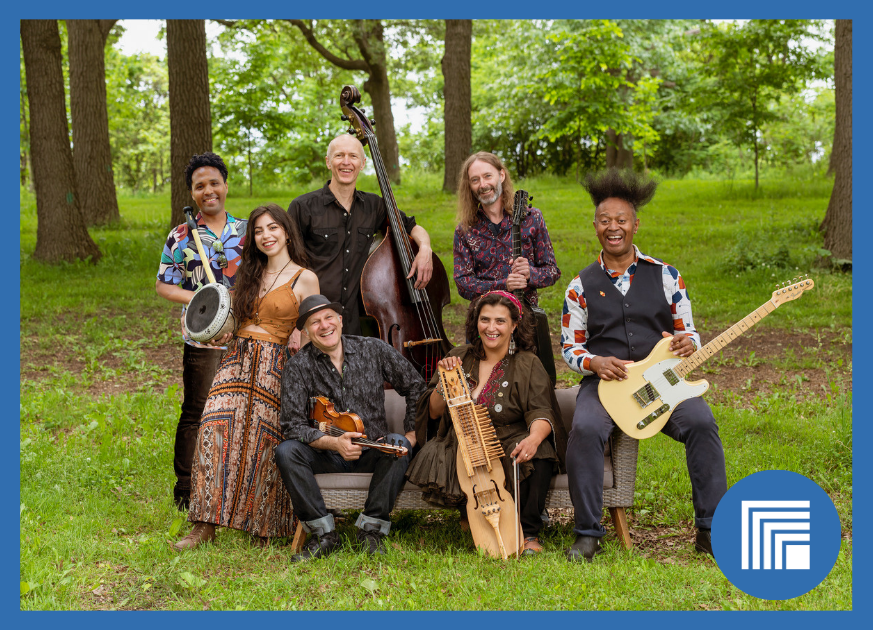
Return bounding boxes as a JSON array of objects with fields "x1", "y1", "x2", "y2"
[{"x1": 188, "y1": 337, "x2": 297, "y2": 537}]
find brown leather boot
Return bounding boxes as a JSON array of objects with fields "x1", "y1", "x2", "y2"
[{"x1": 174, "y1": 522, "x2": 216, "y2": 551}]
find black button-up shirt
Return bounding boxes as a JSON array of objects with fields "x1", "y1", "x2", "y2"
[
  {"x1": 280, "y1": 335, "x2": 427, "y2": 445},
  {"x1": 287, "y1": 181, "x2": 417, "y2": 335}
]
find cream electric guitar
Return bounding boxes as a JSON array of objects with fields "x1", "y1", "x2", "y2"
[{"x1": 599, "y1": 277, "x2": 815, "y2": 440}]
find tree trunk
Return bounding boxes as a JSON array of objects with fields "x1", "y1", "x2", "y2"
[
  {"x1": 167, "y1": 19, "x2": 212, "y2": 228},
  {"x1": 821, "y1": 19, "x2": 852, "y2": 264},
  {"x1": 21, "y1": 20, "x2": 101, "y2": 264},
  {"x1": 605, "y1": 129, "x2": 634, "y2": 169},
  {"x1": 67, "y1": 19, "x2": 119, "y2": 225},
  {"x1": 442, "y1": 19, "x2": 472, "y2": 192}
]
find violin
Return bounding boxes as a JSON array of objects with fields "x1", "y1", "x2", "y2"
[
  {"x1": 438, "y1": 364, "x2": 522, "y2": 559},
  {"x1": 339, "y1": 85, "x2": 452, "y2": 382},
  {"x1": 308, "y1": 396, "x2": 408, "y2": 458}
]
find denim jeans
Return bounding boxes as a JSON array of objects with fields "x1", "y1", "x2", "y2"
[
  {"x1": 566, "y1": 378, "x2": 727, "y2": 536},
  {"x1": 174, "y1": 344, "x2": 223, "y2": 504},
  {"x1": 274, "y1": 433, "x2": 412, "y2": 536}
]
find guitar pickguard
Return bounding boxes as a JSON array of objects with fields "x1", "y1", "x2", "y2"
[{"x1": 641, "y1": 358, "x2": 708, "y2": 411}]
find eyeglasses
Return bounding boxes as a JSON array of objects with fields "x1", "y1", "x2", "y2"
[{"x1": 212, "y1": 240, "x2": 228, "y2": 269}]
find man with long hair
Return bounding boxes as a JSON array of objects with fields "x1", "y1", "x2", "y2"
[
  {"x1": 561, "y1": 168, "x2": 726, "y2": 562},
  {"x1": 454, "y1": 152, "x2": 561, "y2": 379},
  {"x1": 155, "y1": 152, "x2": 247, "y2": 511}
]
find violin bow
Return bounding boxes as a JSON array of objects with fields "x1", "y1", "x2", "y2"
[{"x1": 513, "y1": 449, "x2": 521, "y2": 558}]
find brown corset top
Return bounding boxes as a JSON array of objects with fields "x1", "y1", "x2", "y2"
[{"x1": 237, "y1": 268, "x2": 305, "y2": 345}]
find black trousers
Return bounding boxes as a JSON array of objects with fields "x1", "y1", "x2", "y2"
[
  {"x1": 274, "y1": 434, "x2": 412, "y2": 535},
  {"x1": 566, "y1": 378, "x2": 727, "y2": 537},
  {"x1": 174, "y1": 344, "x2": 223, "y2": 503},
  {"x1": 516, "y1": 458, "x2": 553, "y2": 538}
]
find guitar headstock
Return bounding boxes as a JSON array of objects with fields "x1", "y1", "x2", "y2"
[
  {"x1": 511, "y1": 189, "x2": 532, "y2": 226},
  {"x1": 438, "y1": 364, "x2": 471, "y2": 401},
  {"x1": 770, "y1": 275, "x2": 815, "y2": 306},
  {"x1": 339, "y1": 85, "x2": 375, "y2": 147}
]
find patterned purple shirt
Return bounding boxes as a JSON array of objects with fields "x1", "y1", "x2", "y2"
[{"x1": 453, "y1": 207, "x2": 561, "y2": 306}]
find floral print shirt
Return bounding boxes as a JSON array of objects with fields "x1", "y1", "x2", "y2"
[
  {"x1": 156, "y1": 211, "x2": 247, "y2": 347},
  {"x1": 453, "y1": 207, "x2": 561, "y2": 306}
]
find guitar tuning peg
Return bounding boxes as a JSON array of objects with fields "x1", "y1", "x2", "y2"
[
  {"x1": 360, "y1": 107, "x2": 365, "y2": 113},
  {"x1": 347, "y1": 128, "x2": 356, "y2": 135},
  {"x1": 370, "y1": 119, "x2": 376, "y2": 126},
  {"x1": 340, "y1": 114, "x2": 349, "y2": 121}
]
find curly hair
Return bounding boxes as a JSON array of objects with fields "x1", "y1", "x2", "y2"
[
  {"x1": 582, "y1": 168, "x2": 657, "y2": 214},
  {"x1": 456, "y1": 152, "x2": 515, "y2": 232},
  {"x1": 185, "y1": 152, "x2": 228, "y2": 190},
  {"x1": 464, "y1": 292, "x2": 536, "y2": 359},
  {"x1": 233, "y1": 204, "x2": 309, "y2": 325}
]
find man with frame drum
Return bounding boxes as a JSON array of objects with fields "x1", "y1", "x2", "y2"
[{"x1": 155, "y1": 152, "x2": 247, "y2": 511}]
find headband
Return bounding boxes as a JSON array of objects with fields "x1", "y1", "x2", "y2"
[{"x1": 481, "y1": 290, "x2": 524, "y2": 319}]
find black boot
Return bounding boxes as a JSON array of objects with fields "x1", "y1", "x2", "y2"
[
  {"x1": 566, "y1": 535, "x2": 602, "y2": 563},
  {"x1": 695, "y1": 529, "x2": 713, "y2": 555},
  {"x1": 291, "y1": 530, "x2": 341, "y2": 563},
  {"x1": 357, "y1": 529, "x2": 386, "y2": 555}
]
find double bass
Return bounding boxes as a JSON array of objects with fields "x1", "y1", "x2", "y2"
[
  {"x1": 339, "y1": 86, "x2": 452, "y2": 381},
  {"x1": 438, "y1": 363, "x2": 522, "y2": 559}
]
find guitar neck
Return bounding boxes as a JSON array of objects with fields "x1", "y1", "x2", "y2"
[
  {"x1": 673, "y1": 300, "x2": 777, "y2": 377},
  {"x1": 510, "y1": 224, "x2": 524, "y2": 301}
]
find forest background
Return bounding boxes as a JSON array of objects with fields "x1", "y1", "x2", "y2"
[{"x1": 19, "y1": 18, "x2": 853, "y2": 611}]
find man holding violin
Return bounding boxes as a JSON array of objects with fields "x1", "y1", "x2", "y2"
[
  {"x1": 275, "y1": 294, "x2": 427, "y2": 560},
  {"x1": 286, "y1": 134, "x2": 436, "y2": 346}
]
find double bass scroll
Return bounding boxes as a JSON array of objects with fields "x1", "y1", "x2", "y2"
[{"x1": 339, "y1": 86, "x2": 452, "y2": 382}]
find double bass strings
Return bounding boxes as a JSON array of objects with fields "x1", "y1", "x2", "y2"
[{"x1": 365, "y1": 128, "x2": 443, "y2": 378}]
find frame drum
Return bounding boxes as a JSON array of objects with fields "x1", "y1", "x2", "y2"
[{"x1": 184, "y1": 283, "x2": 236, "y2": 343}]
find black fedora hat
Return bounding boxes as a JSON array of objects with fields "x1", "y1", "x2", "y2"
[{"x1": 296, "y1": 294, "x2": 343, "y2": 331}]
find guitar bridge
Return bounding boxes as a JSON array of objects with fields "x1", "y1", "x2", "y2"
[
  {"x1": 632, "y1": 382, "x2": 660, "y2": 408},
  {"x1": 637, "y1": 404, "x2": 670, "y2": 430}
]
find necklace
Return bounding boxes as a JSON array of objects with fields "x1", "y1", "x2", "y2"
[{"x1": 254, "y1": 259, "x2": 292, "y2": 324}]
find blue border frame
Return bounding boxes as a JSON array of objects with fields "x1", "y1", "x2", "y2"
[{"x1": 10, "y1": 2, "x2": 866, "y2": 627}]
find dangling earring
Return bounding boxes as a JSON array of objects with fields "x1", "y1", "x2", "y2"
[{"x1": 508, "y1": 333, "x2": 516, "y2": 356}]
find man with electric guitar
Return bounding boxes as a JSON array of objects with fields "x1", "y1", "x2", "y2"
[
  {"x1": 561, "y1": 168, "x2": 726, "y2": 562},
  {"x1": 275, "y1": 294, "x2": 427, "y2": 561},
  {"x1": 453, "y1": 152, "x2": 561, "y2": 383}
]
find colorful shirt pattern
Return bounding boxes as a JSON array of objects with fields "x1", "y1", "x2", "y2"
[
  {"x1": 453, "y1": 207, "x2": 561, "y2": 306},
  {"x1": 156, "y1": 212, "x2": 247, "y2": 347},
  {"x1": 561, "y1": 245, "x2": 700, "y2": 375}
]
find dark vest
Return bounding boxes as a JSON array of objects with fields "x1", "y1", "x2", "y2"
[{"x1": 579, "y1": 258, "x2": 673, "y2": 362}]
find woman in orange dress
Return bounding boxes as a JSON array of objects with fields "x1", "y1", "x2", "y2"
[{"x1": 176, "y1": 203, "x2": 319, "y2": 549}]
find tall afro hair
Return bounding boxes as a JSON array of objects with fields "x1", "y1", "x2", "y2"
[{"x1": 582, "y1": 168, "x2": 658, "y2": 214}]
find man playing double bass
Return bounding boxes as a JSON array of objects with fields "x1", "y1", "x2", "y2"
[
  {"x1": 453, "y1": 152, "x2": 562, "y2": 378},
  {"x1": 287, "y1": 134, "x2": 436, "y2": 347}
]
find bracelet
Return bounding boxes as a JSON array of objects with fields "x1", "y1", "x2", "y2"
[{"x1": 435, "y1": 381, "x2": 446, "y2": 400}]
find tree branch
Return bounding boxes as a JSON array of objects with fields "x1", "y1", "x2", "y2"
[
  {"x1": 212, "y1": 19, "x2": 238, "y2": 28},
  {"x1": 98, "y1": 20, "x2": 117, "y2": 42},
  {"x1": 286, "y1": 19, "x2": 369, "y2": 72}
]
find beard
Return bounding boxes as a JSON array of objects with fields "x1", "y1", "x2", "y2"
[{"x1": 475, "y1": 180, "x2": 503, "y2": 206}]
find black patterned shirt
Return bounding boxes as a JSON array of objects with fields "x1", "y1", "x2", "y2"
[{"x1": 280, "y1": 335, "x2": 427, "y2": 444}]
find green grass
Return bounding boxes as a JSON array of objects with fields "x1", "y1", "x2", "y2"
[{"x1": 20, "y1": 173, "x2": 852, "y2": 610}]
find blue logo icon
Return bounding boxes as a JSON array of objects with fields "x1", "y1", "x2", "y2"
[{"x1": 711, "y1": 470, "x2": 842, "y2": 600}]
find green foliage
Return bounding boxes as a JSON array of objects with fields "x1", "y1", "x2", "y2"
[{"x1": 697, "y1": 20, "x2": 829, "y2": 185}]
